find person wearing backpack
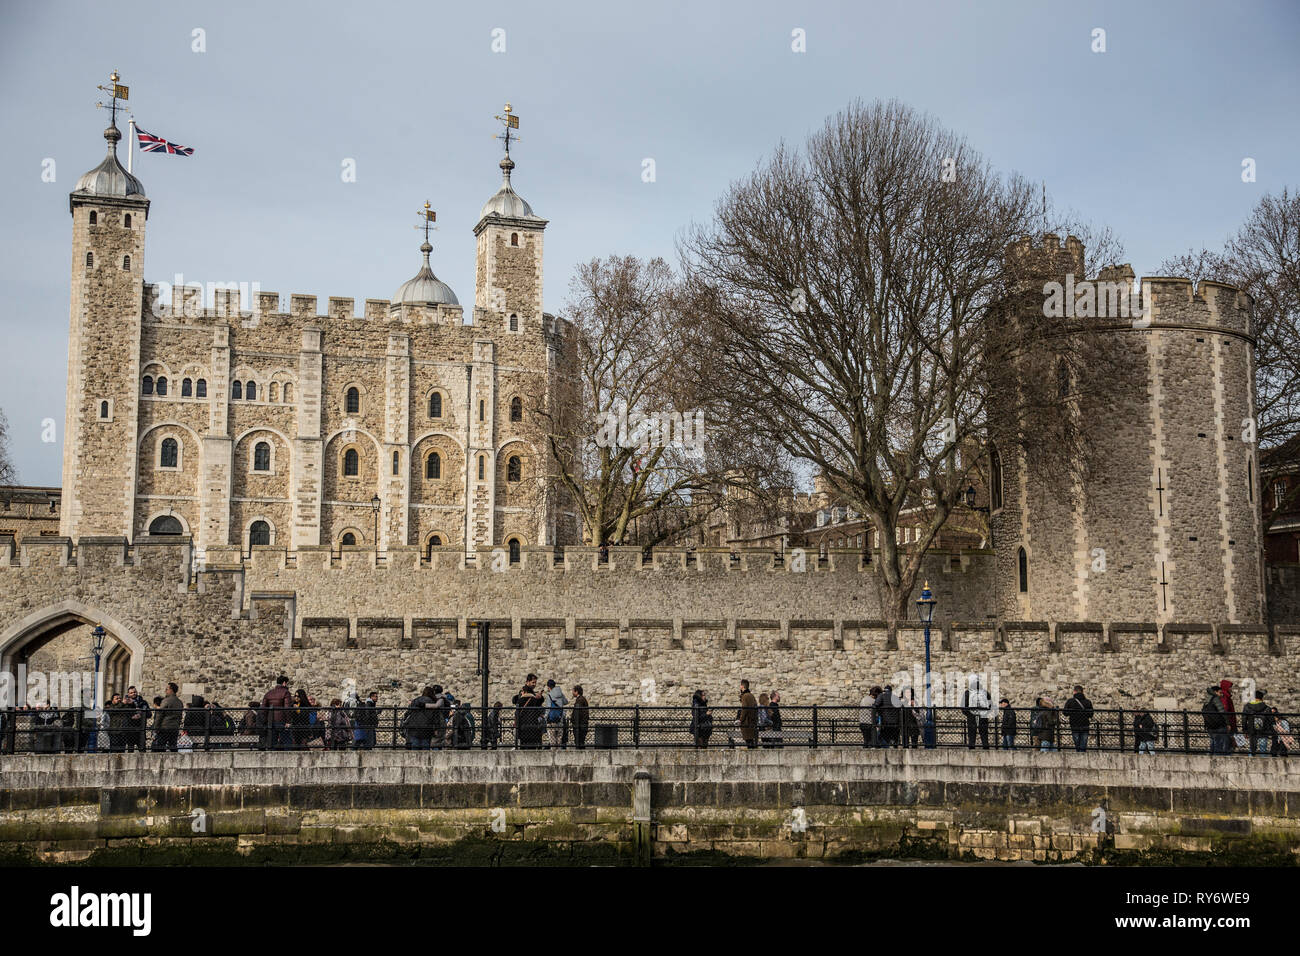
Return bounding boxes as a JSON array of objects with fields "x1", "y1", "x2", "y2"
[
  {"x1": 1030, "y1": 696, "x2": 1057, "y2": 752},
  {"x1": 1201, "y1": 686, "x2": 1229, "y2": 754},
  {"x1": 544, "y1": 680, "x2": 568, "y2": 749},
  {"x1": 1242, "y1": 690, "x2": 1274, "y2": 756}
]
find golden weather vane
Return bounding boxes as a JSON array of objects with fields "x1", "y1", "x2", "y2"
[
  {"x1": 414, "y1": 200, "x2": 438, "y2": 243},
  {"x1": 493, "y1": 102, "x2": 520, "y2": 155},
  {"x1": 94, "y1": 70, "x2": 129, "y2": 126}
]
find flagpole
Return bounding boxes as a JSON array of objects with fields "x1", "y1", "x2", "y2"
[{"x1": 127, "y1": 116, "x2": 134, "y2": 173}]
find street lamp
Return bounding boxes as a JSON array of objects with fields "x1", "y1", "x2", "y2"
[
  {"x1": 916, "y1": 582, "x2": 937, "y2": 748},
  {"x1": 89, "y1": 624, "x2": 107, "y2": 753},
  {"x1": 371, "y1": 494, "x2": 381, "y2": 552},
  {"x1": 966, "y1": 485, "x2": 992, "y2": 547}
]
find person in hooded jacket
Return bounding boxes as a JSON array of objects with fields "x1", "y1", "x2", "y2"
[
  {"x1": 1133, "y1": 707, "x2": 1158, "y2": 754},
  {"x1": 876, "y1": 685, "x2": 901, "y2": 748},
  {"x1": 1201, "y1": 686, "x2": 1229, "y2": 754},
  {"x1": 1030, "y1": 696, "x2": 1057, "y2": 752},
  {"x1": 1241, "y1": 690, "x2": 1274, "y2": 756},
  {"x1": 998, "y1": 698, "x2": 1017, "y2": 750},
  {"x1": 1219, "y1": 679, "x2": 1238, "y2": 748},
  {"x1": 402, "y1": 686, "x2": 437, "y2": 750}
]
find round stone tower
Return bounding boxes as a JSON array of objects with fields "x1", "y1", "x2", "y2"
[{"x1": 990, "y1": 235, "x2": 1264, "y2": 626}]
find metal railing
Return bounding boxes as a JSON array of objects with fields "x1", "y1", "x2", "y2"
[{"x1": 0, "y1": 704, "x2": 1294, "y2": 756}]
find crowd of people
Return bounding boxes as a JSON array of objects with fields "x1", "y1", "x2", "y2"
[{"x1": 0, "y1": 673, "x2": 1293, "y2": 756}]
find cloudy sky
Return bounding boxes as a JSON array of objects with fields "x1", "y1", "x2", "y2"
[{"x1": 1, "y1": 0, "x2": 1297, "y2": 486}]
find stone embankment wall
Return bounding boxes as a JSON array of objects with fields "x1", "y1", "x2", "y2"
[{"x1": 0, "y1": 750, "x2": 1296, "y2": 865}]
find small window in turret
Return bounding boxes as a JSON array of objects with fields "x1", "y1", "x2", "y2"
[
  {"x1": 89, "y1": 211, "x2": 97, "y2": 225},
  {"x1": 511, "y1": 233, "x2": 519, "y2": 246},
  {"x1": 156, "y1": 377, "x2": 167, "y2": 397},
  {"x1": 98, "y1": 401, "x2": 110, "y2": 420},
  {"x1": 122, "y1": 255, "x2": 130, "y2": 270},
  {"x1": 509, "y1": 314, "x2": 518, "y2": 331},
  {"x1": 196, "y1": 379, "x2": 207, "y2": 398},
  {"x1": 510, "y1": 397, "x2": 522, "y2": 422},
  {"x1": 232, "y1": 381, "x2": 242, "y2": 401},
  {"x1": 124, "y1": 214, "x2": 131, "y2": 228},
  {"x1": 181, "y1": 378, "x2": 192, "y2": 398},
  {"x1": 142, "y1": 376, "x2": 153, "y2": 396},
  {"x1": 85, "y1": 252, "x2": 94, "y2": 268}
]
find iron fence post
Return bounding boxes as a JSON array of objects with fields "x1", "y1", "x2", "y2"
[
  {"x1": 1118, "y1": 707, "x2": 1125, "y2": 753},
  {"x1": 1182, "y1": 712, "x2": 1190, "y2": 753},
  {"x1": 204, "y1": 707, "x2": 211, "y2": 752},
  {"x1": 811, "y1": 705, "x2": 818, "y2": 748},
  {"x1": 633, "y1": 705, "x2": 640, "y2": 748}
]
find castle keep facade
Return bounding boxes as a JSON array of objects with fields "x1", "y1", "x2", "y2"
[
  {"x1": 60, "y1": 120, "x2": 575, "y2": 557},
  {"x1": 0, "y1": 112, "x2": 1288, "y2": 708}
]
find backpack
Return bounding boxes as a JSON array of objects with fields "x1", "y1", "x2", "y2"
[
  {"x1": 546, "y1": 696, "x2": 563, "y2": 723},
  {"x1": 1202, "y1": 699, "x2": 1226, "y2": 730}
]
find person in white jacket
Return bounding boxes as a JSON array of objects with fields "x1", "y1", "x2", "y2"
[{"x1": 962, "y1": 676, "x2": 994, "y2": 750}]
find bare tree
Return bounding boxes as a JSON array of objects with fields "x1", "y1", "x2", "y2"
[
  {"x1": 536, "y1": 255, "x2": 764, "y2": 547},
  {"x1": 0, "y1": 410, "x2": 16, "y2": 485},
  {"x1": 681, "y1": 99, "x2": 1112, "y2": 626},
  {"x1": 1160, "y1": 189, "x2": 1300, "y2": 525}
]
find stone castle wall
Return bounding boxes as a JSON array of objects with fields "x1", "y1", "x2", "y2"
[
  {"x1": 994, "y1": 236, "x2": 1264, "y2": 627},
  {"x1": 1, "y1": 538, "x2": 1293, "y2": 713}
]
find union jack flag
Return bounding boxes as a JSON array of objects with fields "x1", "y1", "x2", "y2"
[{"x1": 135, "y1": 126, "x2": 194, "y2": 156}]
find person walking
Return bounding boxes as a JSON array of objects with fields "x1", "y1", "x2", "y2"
[
  {"x1": 757, "y1": 693, "x2": 774, "y2": 747},
  {"x1": 326, "y1": 698, "x2": 353, "y2": 750},
  {"x1": 571, "y1": 686, "x2": 590, "y2": 750},
  {"x1": 261, "y1": 675, "x2": 293, "y2": 750},
  {"x1": 354, "y1": 691, "x2": 379, "y2": 750},
  {"x1": 998, "y1": 698, "x2": 1017, "y2": 750},
  {"x1": 402, "y1": 686, "x2": 437, "y2": 750},
  {"x1": 1241, "y1": 690, "x2": 1274, "y2": 756},
  {"x1": 544, "y1": 679, "x2": 568, "y2": 749},
  {"x1": 902, "y1": 688, "x2": 921, "y2": 749},
  {"x1": 485, "y1": 701, "x2": 503, "y2": 750},
  {"x1": 1133, "y1": 707, "x2": 1157, "y2": 754},
  {"x1": 1064, "y1": 684, "x2": 1093, "y2": 752},
  {"x1": 123, "y1": 685, "x2": 150, "y2": 753},
  {"x1": 1201, "y1": 686, "x2": 1229, "y2": 754},
  {"x1": 876, "y1": 685, "x2": 900, "y2": 748},
  {"x1": 1030, "y1": 696, "x2": 1057, "y2": 752},
  {"x1": 690, "y1": 689, "x2": 713, "y2": 749},
  {"x1": 513, "y1": 675, "x2": 544, "y2": 749},
  {"x1": 449, "y1": 701, "x2": 475, "y2": 749},
  {"x1": 153, "y1": 682, "x2": 183, "y2": 752},
  {"x1": 768, "y1": 691, "x2": 784, "y2": 747},
  {"x1": 962, "y1": 678, "x2": 992, "y2": 750},
  {"x1": 1219, "y1": 679, "x2": 1238, "y2": 750},
  {"x1": 858, "y1": 687, "x2": 877, "y2": 749},
  {"x1": 737, "y1": 680, "x2": 758, "y2": 749}
]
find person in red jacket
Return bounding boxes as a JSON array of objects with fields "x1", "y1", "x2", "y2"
[{"x1": 1219, "y1": 679, "x2": 1238, "y2": 741}]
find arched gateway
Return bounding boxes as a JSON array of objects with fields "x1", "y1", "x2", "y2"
[{"x1": 0, "y1": 599, "x2": 146, "y2": 705}]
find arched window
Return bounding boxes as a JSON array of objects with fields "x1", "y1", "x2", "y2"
[
  {"x1": 196, "y1": 378, "x2": 207, "y2": 398},
  {"x1": 148, "y1": 514, "x2": 182, "y2": 535},
  {"x1": 507, "y1": 456, "x2": 521, "y2": 482},
  {"x1": 269, "y1": 382, "x2": 279, "y2": 403},
  {"x1": 392, "y1": 450, "x2": 400, "y2": 475},
  {"x1": 156, "y1": 376, "x2": 167, "y2": 396},
  {"x1": 282, "y1": 382, "x2": 292, "y2": 402},
  {"x1": 231, "y1": 381, "x2": 242, "y2": 400},
  {"x1": 85, "y1": 251, "x2": 93, "y2": 267},
  {"x1": 88, "y1": 211, "x2": 97, "y2": 225},
  {"x1": 142, "y1": 376, "x2": 154, "y2": 396},
  {"x1": 509, "y1": 314, "x2": 518, "y2": 331},
  {"x1": 245, "y1": 381, "x2": 256, "y2": 401},
  {"x1": 508, "y1": 538, "x2": 521, "y2": 563},
  {"x1": 1017, "y1": 547, "x2": 1028, "y2": 593},
  {"x1": 343, "y1": 448, "x2": 359, "y2": 477},
  {"x1": 989, "y1": 445, "x2": 1003, "y2": 511},
  {"x1": 426, "y1": 452, "x2": 441, "y2": 479},
  {"x1": 429, "y1": 392, "x2": 442, "y2": 418},
  {"x1": 160, "y1": 437, "x2": 179, "y2": 468},
  {"x1": 346, "y1": 387, "x2": 359, "y2": 414},
  {"x1": 341, "y1": 532, "x2": 356, "y2": 547},
  {"x1": 510, "y1": 397, "x2": 522, "y2": 422},
  {"x1": 253, "y1": 441, "x2": 271, "y2": 472},
  {"x1": 124, "y1": 213, "x2": 131, "y2": 228},
  {"x1": 477, "y1": 455, "x2": 485, "y2": 481},
  {"x1": 122, "y1": 255, "x2": 130, "y2": 271},
  {"x1": 99, "y1": 400, "x2": 109, "y2": 419},
  {"x1": 249, "y1": 520, "x2": 270, "y2": 546},
  {"x1": 510, "y1": 232, "x2": 519, "y2": 246},
  {"x1": 182, "y1": 378, "x2": 193, "y2": 397}
]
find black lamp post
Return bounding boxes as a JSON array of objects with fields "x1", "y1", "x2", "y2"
[
  {"x1": 89, "y1": 624, "x2": 107, "y2": 753},
  {"x1": 371, "y1": 494, "x2": 381, "y2": 552},
  {"x1": 916, "y1": 582, "x2": 937, "y2": 748},
  {"x1": 966, "y1": 485, "x2": 992, "y2": 547}
]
